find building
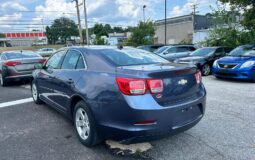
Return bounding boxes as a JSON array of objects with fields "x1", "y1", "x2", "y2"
[
  {"x1": 154, "y1": 15, "x2": 211, "y2": 44},
  {"x1": 107, "y1": 32, "x2": 131, "y2": 46},
  {"x1": 3, "y1": 32, "x2": 47, "y2": 47}
]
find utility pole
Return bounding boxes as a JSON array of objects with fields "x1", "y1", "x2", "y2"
[
  {"x1": 191, "y1": 4, "x2": 199, "y2": 30},
  {"x1": 164, "y1": 0, "x2": 167, "y2": 45},
  {"x1": 83, "y1": 0, "x2": 89, "y2": 46},
  {"x1": 73, "y1": 0, "x2": 83, "y2": 44},
  {"x1": 143, "y1": 5, "x2": 146, "y2": 23}
]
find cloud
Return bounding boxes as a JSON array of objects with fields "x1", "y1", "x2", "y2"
[
  {"x1": 0, "y1": 2, "x2": 28, "y2": 14},
  {"x1": 0, "y1": 13, "x2": 23, "y2": 30}
]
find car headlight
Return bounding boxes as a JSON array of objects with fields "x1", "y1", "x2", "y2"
[
  {"x1": 213, "y1": 60, "x2": 218, "y2": 68},
  {"x1": 240, "y1": 61, "x2": 255, "y2": 68}
]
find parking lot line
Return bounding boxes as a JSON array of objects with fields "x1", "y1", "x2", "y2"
[{"x1": 0, "y1": 98, "x2": 33, "y2": 108}]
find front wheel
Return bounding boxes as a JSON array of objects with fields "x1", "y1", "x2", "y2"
[
  {"x1": 73, "y1": 101, "x2": 101, "y2": 147},
  {"x1": 31, "y1": 81, "x2": 43, "y2": 104},
  {"x1": 201, "y1": 64, "x2": 211, "y2": 76}
]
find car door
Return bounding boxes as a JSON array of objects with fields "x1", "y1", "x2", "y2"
[
  {"x1": 37, "y1": 50, "x2": 66, "y2": 106},
  {"x1": 209, "y1": 48, "x2": 225, "y2": 65},
  {"x1": 163, "y1": 47, "x2": 178, "y2": 61},
  {"x1": 51, "y1": 49, "x2": 86, "y2": 109}
]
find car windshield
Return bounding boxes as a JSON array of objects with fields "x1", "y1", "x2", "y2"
[
  {"x1": 242, "y1": 50, "x2": 255, "y2": 57},
  {"x1": 97, "y1": 48, "x2": 169, "y2": 66},
  {"x1": 5, "y1": 52, "x2": 40, "y2": 59},
  {"x1": 228, "y1": 46, "x2": 254, "y2": 57},
  {"x1": 154, "y1": 46, "x2": 168, "y2": 54},
  {"x1": 190, "y1": 48, "x2": 216, "y2": 57}
]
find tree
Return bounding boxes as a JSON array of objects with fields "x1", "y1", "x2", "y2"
[
  {"x1": 50, "y1": 17, "x2": 79, "y2": 43},
  {"x1": 45, "y1": 26, "x2": 58, "y2": 44},
  {"x1": 127, "y1": 21, "x2": 155, "y2": 47},
  {"x1": 93, "y1": 23, "x2": 108, "y2": 37},
  {"x1": 0, "y1": 33, "x2": 5, "y2": 38},
  {"x1": 219, "y1": 0, "x2": 255, "y2": 30}
]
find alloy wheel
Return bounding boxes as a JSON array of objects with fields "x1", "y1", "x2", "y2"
[
  {"x1": 75, "y1": 108, "x2": 90, "y2": 140},
  {"x1": 32, "y1": 83, "x2": 38, "y2": 101},
  {"x1": 202, "y1": 64, "x2": 211, "y2": 76}
]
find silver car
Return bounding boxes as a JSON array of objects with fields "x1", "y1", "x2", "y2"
[
  {"x1": 36, "y1": 48, "x2": 56, "y2": 57},
  {"x1": 0, "y1": 50, "x2": 45, "y2": 86},
  {"x1": 154, "y1": 45, "x2": 196, "y2": 61}
]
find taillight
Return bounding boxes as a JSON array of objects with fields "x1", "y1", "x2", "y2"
[
  {"x1": 3, "y1": 61, "x2": 22, "y2": 66},
  {"x1": 116, "y1": 78, "x2": 147, "y2": 95},
  {"x1": 116, "y1": 77, "x2": 163, "y2": 96},
  {"x1": 39, "y1": 59, "x2": 46, "y2": 64},
  {"x1": 195, "y1": 71, "x2": 202, "y2": 84},
  {"x1": 147, "y1": 79, "x2": 163, "y2": 94}
]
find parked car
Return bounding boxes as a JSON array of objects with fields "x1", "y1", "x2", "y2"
[
  {"x1": 175, "y1": 47, "x2": 233, "y2": 76},
  {"x1": 31, "y1": 46, "x2": 206, "y2": 147},
  {"x1": 36, "y1": 48, "x2": 56, "y2": 57},
  {"x1": 154, "y1": 45, "x2": 196, "y2": 61},
  {"x1": 0, "y1": 50, "x2": 46, "y2": 86},
  {"x1": 137, "y1": 44, "x2": 165, "y2": 52},
  {"x1": 212, "y1": 44, "x2": 255, "y2": 82}
]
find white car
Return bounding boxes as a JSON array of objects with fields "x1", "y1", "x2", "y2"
[{"x1": 36, "y1": 48, "x2": 56, "y2": 57}]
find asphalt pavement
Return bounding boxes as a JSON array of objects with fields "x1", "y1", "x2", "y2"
[{"x1": 0, "y1": 76, "x2": 254, "y2": 160}]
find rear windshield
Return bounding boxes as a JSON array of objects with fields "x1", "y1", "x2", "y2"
[
  {"x1": 96, "y1": 48, "x2": 169, "y2": 66},
  {"x1": 5, "y1": 52, "x2": 40, "y2": 59}
]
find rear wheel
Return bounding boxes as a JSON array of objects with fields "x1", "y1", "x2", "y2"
[
  {"x1": 73, "y1": 101, "x2": 101, "y2": 147},
  {"x1": 201, "y1": 64, "x2": 211, "y2": 76},
  {"x1": 0, "y1": 74, "x2": 7, "y2": 87},
  {"x1": 31, "y1": 81, "x2": 43, "y2": 104}
]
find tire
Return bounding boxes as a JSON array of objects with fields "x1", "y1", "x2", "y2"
[
  {"x1": 31, "y1": 81, "x2": 43, "y2": 104},
  {"x1": 0, "y1": 74, "x2": 8, "y2": 87},
  {"x1": 73, "y1": 101, "x2": 101, "y2": 147},
  {"x1": 201, "y1": 64, "x2": 211, "y2": 76}
]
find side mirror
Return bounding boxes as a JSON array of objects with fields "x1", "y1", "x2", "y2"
[{"x1": 34, "y1": 63, "x2": 43, "y2": 69}]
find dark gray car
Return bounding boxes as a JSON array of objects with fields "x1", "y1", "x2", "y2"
[{"x1": 0, "y1": 50, "x2": 45, "y2": 86}]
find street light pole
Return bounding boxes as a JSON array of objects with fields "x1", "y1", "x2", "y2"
[
  {"x1": 74, "y1": 0, "x2": 83, "y2": 44},
  {"x1": 165, "y1": 0, "x2": 167, "y2": 45},
  {"x1": 143, "y1": 5, "x2": 146, "y2": 23},
  {"x1": 83, "y1": 0, "x2": 89, "y2": 46}
]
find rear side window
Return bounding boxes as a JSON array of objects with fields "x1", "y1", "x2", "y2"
[
  {"x1": 97, "y1": 48, "x2": 169, "y2": 66},
  {"x1": 76, "y1": 55, "x2": 85, "y2": 69},
  {"x1": 61, "y1": 50, "x2": 82, "y2": 69},
  {"x1": 189, "y1": 47, "x2": 196, "y2": 51},
  {"x1": 46, "y1": 50, "x2": 66, "y2": 69}
]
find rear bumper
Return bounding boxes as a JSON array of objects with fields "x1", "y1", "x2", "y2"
[
  {"x1": 4, "y1": 74, "x2": 32, "y2": 81},
  {"x1": 96, "y1": 90, "x2": 206, "y2": 143},
  {"x1": 212, "y1": 67, "x2": 255, "y2": 80}
]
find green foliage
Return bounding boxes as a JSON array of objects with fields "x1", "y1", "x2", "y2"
[
  {"x1": 46, "y1": 17, "x2": 79, "y2": 44},
  {"x1": 93, "y1": 35, "x2": 107, "y2": 45},
  {"x1": 0, "y1": 33, "x2": 5, "y2": 38},
  {"x1": 93, "y1": 23, "x2": 108, "y2": 37},
  {"x1": 127, "y1": 21, "x2": 155, "y2": 47},
  {"x1": 219, "y1": 0, "x2": 255, "y2": 30}
]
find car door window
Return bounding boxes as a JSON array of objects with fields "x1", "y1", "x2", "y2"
[
  {"x1": 61, "y1": 50, "x2": 80, "y2": 69},
  {"x1": 189, "y1": 47, "x2": 196, "y2": 51},
  {"x1": 166, "y1": 47, "x2": 177, "y2": 54},
  {"x1": 45, "y1": 50, "x2": 66, "y2": 70},
  {"x1": 76, "y1": 55, "x2": 85, "y2": 69},
  {"x1": 215, "y1": 48, "x2": 225, "y2": 56},
  {"x1": 177, "y1": 47, "x2": 189, "y2": 52}
]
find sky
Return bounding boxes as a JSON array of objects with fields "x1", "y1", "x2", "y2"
[{"x1": 0, "y1": 0, "x2": 220, "y2": 32}]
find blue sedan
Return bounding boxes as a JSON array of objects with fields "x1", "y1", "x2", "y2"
[
  {"x1": 212, "y1": 45, "x2": 255, "y2": 82},
  {"x1": 31, "y1": 46, "x2": 206, "y2": 147}
]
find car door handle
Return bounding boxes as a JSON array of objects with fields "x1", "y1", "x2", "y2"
[{"x1": 67, "y1": 79, "x2": 74, "y2": 84}]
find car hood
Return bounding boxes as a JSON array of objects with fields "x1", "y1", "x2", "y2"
[{"x1": 218, "y1": 56, "x2": 254, "y2": 64}]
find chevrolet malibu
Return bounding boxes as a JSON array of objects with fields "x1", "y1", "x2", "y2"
[{"x1": 31, "y1": 46, "x2": 206, "y2": 147}]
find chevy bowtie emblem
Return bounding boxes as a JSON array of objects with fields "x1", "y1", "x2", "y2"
[{"x1": 178, "y1": 79, "x2": 188, "y2": 85}]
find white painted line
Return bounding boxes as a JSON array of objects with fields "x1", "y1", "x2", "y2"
[{"x1": 0, "y1": 98, "x2": 33, "y2": 108}]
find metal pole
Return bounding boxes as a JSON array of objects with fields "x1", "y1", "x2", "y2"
[
  {"x1": 143, "y1": 5, "x2": 146, "y2": 23},
  {"x1": 74, "y1": 0, "x2": 83, "y2": 44},
  {"x1": 165, "y1": 0, "x2": 167, "y2": 45},
  {"x1": 83, "y1": 0, "x2": 89, "y2": 46}
]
